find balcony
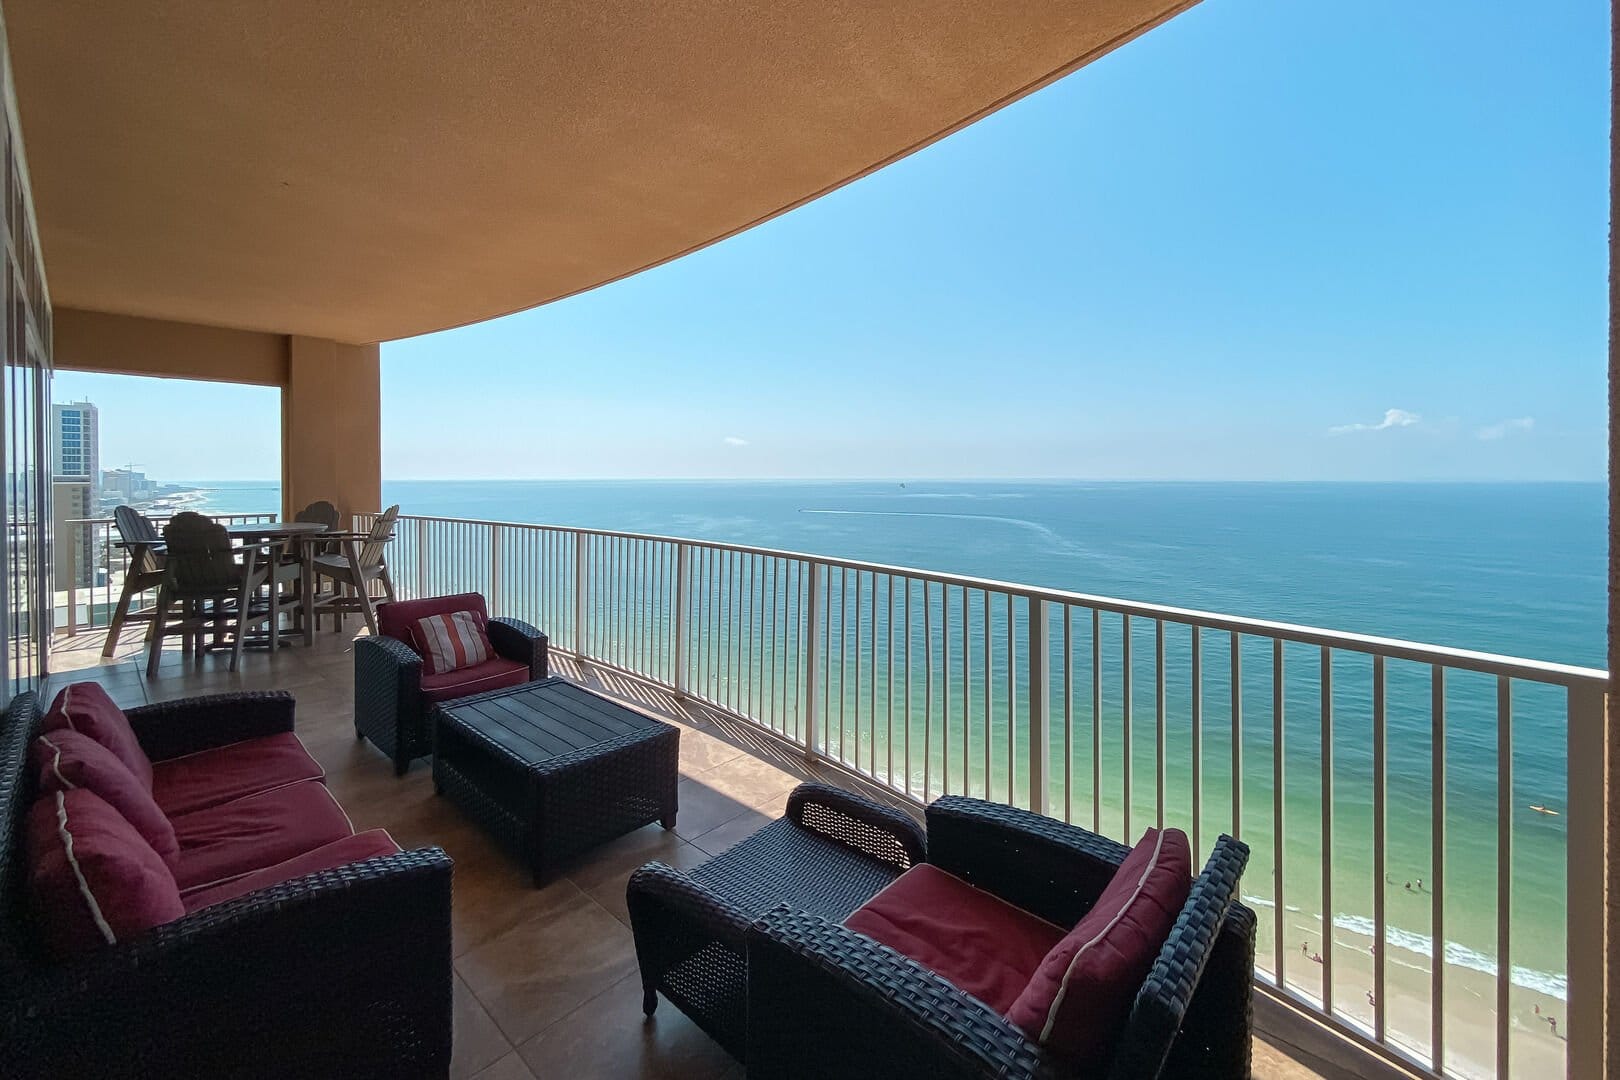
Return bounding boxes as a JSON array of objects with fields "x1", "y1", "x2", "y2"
[{"x1": 50, "y1": 511, "x2": 1604, "y2": 1080}]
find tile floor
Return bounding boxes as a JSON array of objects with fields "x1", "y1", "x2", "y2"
[{"x1": 47, "y1": 624, "x2": 1344, "y2": 1080}]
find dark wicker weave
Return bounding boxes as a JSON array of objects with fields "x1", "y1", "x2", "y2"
[
  {"x1": 745, "y1": 796, "x2": 1254, "y2": 1080},
  {"x1": 355, "y1": 614, "x2": 549, "y2": 774},
  {"x1": 432, "y1": 677, "x2": 678, "y2": 883},
  {"x1": 627, "y1": 782, "x2": 926, "y2": 1057},
  {"x1": 0, "y1": 690, "x2": 454, "y2": 1079}
]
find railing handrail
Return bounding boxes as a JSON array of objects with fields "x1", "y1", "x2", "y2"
[{"x1": 365, "y1": 511, "x2": 1609, "y2": 690}]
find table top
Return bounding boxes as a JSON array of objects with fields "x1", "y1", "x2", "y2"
[
  {"x1": 224, "y1": 520, "x2": 331, "y2": 538},
  {"x1": 436, "y1": 677, "x2": 674, "y2": 767}
]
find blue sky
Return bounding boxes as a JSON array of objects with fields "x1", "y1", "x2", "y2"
[{"x1": 56, "y1": 0, "x2": 1609, "y2": 482}]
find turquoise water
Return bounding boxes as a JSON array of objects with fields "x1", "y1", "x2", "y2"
[{"x1": 191, "y1": 479, "x2": 1603, "y2": 1007}]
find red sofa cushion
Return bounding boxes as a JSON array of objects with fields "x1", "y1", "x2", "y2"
[
  {"x1": 150, "y1": 732, "x2": 325, "y2": 817},
  {"x1": 170, "y1": 779, "x2": 355, "y2": 892},
  {"x1": 378, "y1": 592, "x2": 489, "y2": 656},
  {"x1": 1006, "y1": 828, "x2": 1193, "y2": 1066},
  {"x1": 25, "y1": 789, "x2": 184, "y2": 959},
  {"x1": 419, "y1": 656, "x2": 529, "y2": 703},
  {"x1": 414, "y1": 609, "x2": 494, "y2": 675},
  {"x1": 41, "y1": 682, "x2": 153, "y2": 792},
  {"x1": 845, "y1": 864, "x2": 1066, "y2": 1015},
  {"x1": 183, "y1": 829, "x2": 402, "y2": 912},
  {"x1": 31, "y1": 730, "x2": 180, "y2": 869}
]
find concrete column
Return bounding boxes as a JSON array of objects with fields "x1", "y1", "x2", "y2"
[{"x1": 282, "y1": 336, "x2": 382, "y2": 523}]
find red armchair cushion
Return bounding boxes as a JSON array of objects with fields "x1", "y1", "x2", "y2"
[
  {"x1": 1006, "y1": 828, "x2": 1193, "y2": 1066},
  {"x1": 31, "y1": 730, "x2": 180, "y2": 869},
  {"x1": 41, "y1": 682, "x2": 153, "y2": 792},
  {"x1": 844, "y1": 864, "x2": 1065, "y2": 1015},
  {"x1": 182, "y1": 829, "x2": 402, "y2": 912},
  {"x1": 378, "y1": 592, "x2": 489, "y2": 654},
  {"x1": 414, "y1": 610, "x2": 494, "y2": 675},
  {"x1": 150, "y1": 732, "x2": 324, "y2": 817},
  {"x1": 170, "y1": 779, "x2": 355, "y2": 892},
  {"x1": 24, "y1": 789, "x2": 184, "y2": 959},
  {"x1": 419, "y1": 656, "x2": 529, "y2": 703}
]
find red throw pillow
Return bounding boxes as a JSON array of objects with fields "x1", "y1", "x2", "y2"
[
  {"x1": 413, "y1": 610, "x2": 493, "y2": 675},
  {"x1": 25, "y1": 789, "x2": 185, "y2": 959},
  {"x1": 1006, "y1": 828, "x2": 1193, "y2": 1066},
  {"x1": 42, "y1": 682, "x2": 153, "y2": 791},
  {"x1": 31, "y1": 731, "x2": 180, "y2": 869}
]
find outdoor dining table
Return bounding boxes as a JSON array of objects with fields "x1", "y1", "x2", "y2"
[{"x1": 224, "y1": 520, "x2": 331, "y2": 645}]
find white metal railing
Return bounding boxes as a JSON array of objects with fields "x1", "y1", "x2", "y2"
[
  {"x1": 396, "y1": 514, "x2": 1611, "y2": 1077},
  {"x1": 53, "y1": 513, "x2": 279, "y2": 637}
]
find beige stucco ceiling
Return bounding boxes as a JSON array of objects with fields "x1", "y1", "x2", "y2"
[{"x1": 5, "y1": 1, "x2": 1196, "y2": 345}]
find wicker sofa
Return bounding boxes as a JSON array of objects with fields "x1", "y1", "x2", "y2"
[
  {"x1": 746, "y1": 797, "x2": 1255, "y2": 1079},
  {"x1": 354, "y1": 592, "x2": 549, "y2": 774},
  {"x1": 0, "y1": 688, "x2": 454, "y2": 1079}
]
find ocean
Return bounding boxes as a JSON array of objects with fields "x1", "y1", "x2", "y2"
[{"x1": 188, "y1": 478, "x2": 1603, "y2": 1056}]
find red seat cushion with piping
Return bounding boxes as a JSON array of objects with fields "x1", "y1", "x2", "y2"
[
  {"x1": 41, "y1": 682, "x2": 153, "y2": 792},
  {"x1": 31, "y1": 730, "x2": 180, "y2": 869},
  {"x1": 169, "y1": 779, "x2": 355, "y2": 892},
  {"x1": 414, "y1": 609, "x2": 495, "y2": 675},
  {"x1": 182, "y1": 829, "x2": 402, "y2": 912},
  {"x1": 24, "y1": 789, "x2": 185, "y2": 959},
  {"x1": 844, "y1": 863, "x2": 1066, "y2": 1015},
  {"x1": 1006, "y1": 827, "x2": 1193, "y2": 1067},
  {"x1": 418, "y1": 656, "x2": 529, "y2": 703},
  {"x1": 150, "y1": 732, "x2": 325, "y2": 818},
  {"x1": 377, "y1": 592, "x2": 489, "y2": 655}
]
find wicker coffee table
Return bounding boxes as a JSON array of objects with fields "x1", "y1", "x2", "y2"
[{"x1": 431, "y1": 677, "x2": 679, "y2": 884}]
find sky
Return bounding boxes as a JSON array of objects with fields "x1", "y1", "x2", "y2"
[{"x1": 54, "y1": 0, "x2": 1610, "y2": 482}]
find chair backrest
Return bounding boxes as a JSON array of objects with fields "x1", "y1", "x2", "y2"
[
  {"x1": 112, "y1": 505, "x2": 166, "y2": 573},
  {"x1": 1106, "y1": 834, "x2": 1252, "y2": 1080},
  {"x1": 358, "y1": 504, "x2": 400, "y2": 568},
  {"x1": 294, "y1": 500, "x2": 340, "y2": 529},
  {"x1": 161, "y1": 512, "x2": 246, "y2": 595}
]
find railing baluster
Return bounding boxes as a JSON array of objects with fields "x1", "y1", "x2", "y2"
[
  {"x1": 941, "y1": 584, "x2": 950, "y2": 796},
  {"x1": 924, "y1": 581, "x2": 933, "y2": 800},
  {"x1": 1274, "y1": 639, "x2": 1286, "y2": 988},
  {"x1": 886, "y1": 575, "x2": 895, "y2": 786},
  {"x1": 870, "y1": 572, "x2": 879, "y2": 776},
  {"x1": 804, "y1": 561, "x2": 822, "y2": 761},
  {"x1": 1028, "y1": 598, "x2": 1049, "y2": 817},
  {"x1": 1123, "y1": 614, "x2": 1133, "y2": 839},
  {"x1": 1191, "y1": 627, "x2": 1202, "y2": 862},
  {"x1": 1373, "y1": 655, "x2": 1387, "y2": 1043},
  {"x1": 838, "y1": 568, "x2": 848, "y2": 762},
  {"x1": 1320, "y1": 646, "x2": 1333, "y2": 1015},
  {"x1": 1007, "y1": 593, "x2": 1016, "y2": 806},
  {"x1": 1063, "y1": 605, "x2": 1073, "y2": 822},
  {"x1": 962, "y1": 587, "x2": 970, "y2": 798},
  {"x1": 573, "y1": 532, "x2": 587, "y2": 661},
  {"x1": 902, "y1": 578, "x2": 912, "y2": 796},
  {"x1": 1092, "y1": 608, "x2": 1102, "y2": 833},
  {"x1": 1431, "y1": 665, "x2": 1445, "y2": 1073},
  {"x1": 1495, "y1": 675, "x2": 1511, "y2": 1079},
  {"x1": 986, "y1": 590, "x2": 994, "y2": 806},
  {"x1": 1231, "y1": 632, "x2": 1243, "y2": 846},
  {"x1": 854, "y1": 570, "x2": 863, "y2": 768},
  {"x1": 1155, "y1": 619, "x2": 1166, "y2": 828}
]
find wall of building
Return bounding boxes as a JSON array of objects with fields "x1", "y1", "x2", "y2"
[{"x1": 53, "y1": 307, "x2": 287, "y2": 386}]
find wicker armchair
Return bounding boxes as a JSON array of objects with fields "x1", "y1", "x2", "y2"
[
  {"x1": 354, "y1": 592, "x2": 549, "y2": 774},
  {"x1": 0, "y1": 690, "x2": 454, "y2": 1079},
  {"x1": 745, "y1": 798, "x2": 1255, "y2": 1080},
  {"x1": 627, "y1": 783, "x2": 926, "y2": 1057}
]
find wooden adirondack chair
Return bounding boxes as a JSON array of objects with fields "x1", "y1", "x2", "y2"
[{"x1": 308, "y1": 504, "x2": 399, "y2": 635}]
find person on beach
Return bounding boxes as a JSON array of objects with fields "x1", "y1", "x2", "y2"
[
  {"x1": 1366, "y1": 990, "x2": 1376, "y2": 1008},
  {"x1": 1404, "y1": 881, "x2": 1412, "y2": 891}
]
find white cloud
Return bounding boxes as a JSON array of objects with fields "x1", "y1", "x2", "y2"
[
  {"x1": 1476, "y1": 417, "x2": 1534, "y2": 441},
  {"x1": 722, "y1": 435, "x2": 748, "y2": 447},
  {"x1": 1329, "y1": 408, "x2": 1420, "y2": 436}
]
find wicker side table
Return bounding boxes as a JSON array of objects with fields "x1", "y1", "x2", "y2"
[{"x1": 431, "y1": 677, "x2": 679, "y2": 884}]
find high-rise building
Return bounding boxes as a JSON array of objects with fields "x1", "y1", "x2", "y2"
[
  {"x1": 50, "y1": 480, "x2": 94, "y2": 590},
  {"x1": 52, "y1": 400, "x2": 99, "y2": 493}
]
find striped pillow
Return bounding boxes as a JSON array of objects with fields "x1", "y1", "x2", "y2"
[{"x1": 413, "y1": 610, "x2": 493, "y2": 675}]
